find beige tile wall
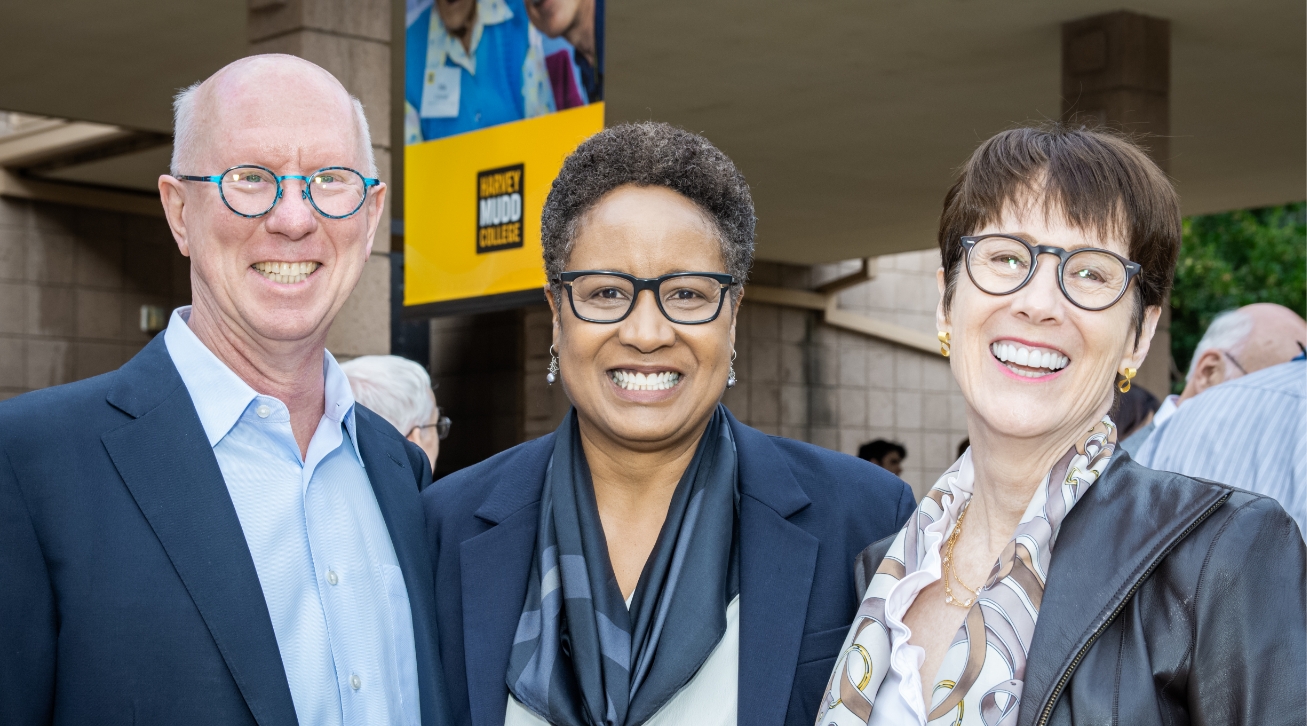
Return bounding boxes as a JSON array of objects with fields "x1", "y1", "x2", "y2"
[
  {"x1": 724, "y1": 250, "x2": 970, "y2": 499},
  {"x1": 0, "y1": 197, "x2": 190, "y2": 401}
]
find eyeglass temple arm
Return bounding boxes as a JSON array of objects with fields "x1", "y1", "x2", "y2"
[{"x1": 175, "y1": 173, "x2": 379, "y2": 186}]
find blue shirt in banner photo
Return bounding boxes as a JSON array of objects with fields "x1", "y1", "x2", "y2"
[{"x1": 405, "y1": 0, "x2": 554, "y2": 143}]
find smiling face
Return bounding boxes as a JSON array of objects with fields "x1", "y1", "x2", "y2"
[
  {"x1": 938, "y1": 202, "x2": 1160, "y2": 445},
  {"x1": 162, "y1": 56, "x2": 384, "y2": 350},
  {"x1": 437, "y1": 0, "x2": 477, "y2": 34},
  {"x1": 525, "y1": 0, "x2": 585, "y2": 38},
  {"x1": 550, "y1": 184, "x2": 736, "y2": 450}
]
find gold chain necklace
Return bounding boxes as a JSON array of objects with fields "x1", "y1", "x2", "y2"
[{"x1": 942, "y1": 499, "x2": 984, "y2": 608}]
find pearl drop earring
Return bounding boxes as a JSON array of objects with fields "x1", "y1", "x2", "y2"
[{"x1": 546, "y1": 346, "x2": 559, "y2": 385}]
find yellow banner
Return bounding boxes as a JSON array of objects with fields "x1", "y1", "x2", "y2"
[{"x1": 404, "y1": 102, "x2": 605, "y2": 311}]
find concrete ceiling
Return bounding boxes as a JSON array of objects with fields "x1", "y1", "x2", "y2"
[
  {"x1": 0, "y1": 0, "x2": 246, "y2": 133},
  {"x1": 0, "y1": 0, "x2": 1301, "y2": 263},
  {"x1": 607, "y1": 0, "x2": 1307, "y2": 263},
  {"x1": 0, "y1": 0, "x2": 246, "y2": 194}
]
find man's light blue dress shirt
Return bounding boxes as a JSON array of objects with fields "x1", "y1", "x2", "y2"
[{"x1": 164, "y1": 308, "x2": 420, "y2": 726}]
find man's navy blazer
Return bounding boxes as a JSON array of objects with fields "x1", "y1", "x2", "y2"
[
  {"x1": 423, "y1": 410, "x2": 915, "y2": 726},
  {"x1": 0, "y1": 334, "x2": 450, "y2": 726}
]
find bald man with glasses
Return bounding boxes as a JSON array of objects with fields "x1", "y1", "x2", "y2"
[{"x1": 0, "y1": 55, "x2": 450, "y2": 726}]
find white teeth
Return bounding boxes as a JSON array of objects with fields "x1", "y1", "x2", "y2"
[
  {"x1": 610, "y1": 370, "x2": 682, "y2": 391},
  {"x1": 989, "y1": 342, "x2": 1069, "y2": 375},
  {"x1": 253, "y1": 261, "x2": 320, "y2": 284}
]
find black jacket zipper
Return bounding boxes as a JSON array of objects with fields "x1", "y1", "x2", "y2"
[{"x1": 1034, "y1": 491, "x2": 1231, "y2": 726}]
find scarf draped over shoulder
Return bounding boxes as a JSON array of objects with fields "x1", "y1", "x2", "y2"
[
  {"x1": 507, "y1": 406, "x2": 740, "y2": 726},
  {"x1": 816, "y1": 417, "x2": 1117, "y2": 726}
]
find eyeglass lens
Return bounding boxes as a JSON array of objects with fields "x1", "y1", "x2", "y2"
[
  {"x1": 220, "y1": 166, "x2": 368, "y2": 217},
  {"x1": 968, "y1": 236, "x2": 1129, "y2": 310},
  {"x1": 569, "y1": 274, "x2": 726, "y2": 323}
]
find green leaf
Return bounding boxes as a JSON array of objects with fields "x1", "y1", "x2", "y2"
[{"x1": 1171, "y1": 202, "x2": 1307, "y2": 393}]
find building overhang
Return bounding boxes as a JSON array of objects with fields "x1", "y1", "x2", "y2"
[{"x1": 0, "y1": 0, "x2": 1301, "y2": 262}]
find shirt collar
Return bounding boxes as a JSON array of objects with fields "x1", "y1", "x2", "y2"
[
  {"x1": 1153, "y1": 394, "x2": 1181, "y2": 427},
  {"x1": 163, "y1": 306, "x2": 360, "y2": 460},
  {"x1": 323, "y1": 348, "x2": 361, "y2": 461},
  {"x1": 426, "y1": 0, "x2": 514, "y2": 75}
]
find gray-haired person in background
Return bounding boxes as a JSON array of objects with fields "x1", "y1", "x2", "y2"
[
  {"x1": 1120, "y1": 302, "x2": 1306, "y2": 455},
  {"x1": 342, "y1": 355, "x2": 450, "y2": 474}
]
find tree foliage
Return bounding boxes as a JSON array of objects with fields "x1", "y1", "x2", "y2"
[{"x1": 1170, "y1": 202, "x2": 1307, "y2": 391}]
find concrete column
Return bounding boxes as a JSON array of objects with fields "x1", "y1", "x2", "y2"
[
  {"x1": 1062, "y1": 10, "x2": 1173, "y2": 398},
  {"x1": 248, "y1": 0, "x2": 393, "y2": 359}
]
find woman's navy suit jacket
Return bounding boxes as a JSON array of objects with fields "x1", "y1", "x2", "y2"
[{"x1": 423, "y1": 409, "x2": 914, "y2": 726}]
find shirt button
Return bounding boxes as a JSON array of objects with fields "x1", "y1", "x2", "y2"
[
  {"x1": 255, "y1": 404, "x2": 271, "y2": 418},
  {"x1": 326, "y1": 570, "x2": 339, "y2": 586},
  {"x1": 350, "y1": 674, "x2": 362, "y2": 690}
]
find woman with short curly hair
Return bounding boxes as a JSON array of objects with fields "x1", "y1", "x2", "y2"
[{"x1": 423, "y1": 122, "x2": 914, "y2": 726}]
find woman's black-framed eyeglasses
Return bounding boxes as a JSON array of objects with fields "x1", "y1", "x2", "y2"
[
  {"x1": 961, "y1": 234, "x2": 1142, "y2": 312},
  {"x1": 415, "y1": 407, "x2": 451, "y2": 440},
  {"x1": 177, "y1": 164, "x2": 380, "y2": 219},
  {"x1": 555, "y1": 270, "x2": 736, "y2": 325}
]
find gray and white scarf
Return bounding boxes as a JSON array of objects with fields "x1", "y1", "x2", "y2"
[{"x1": 816, "y1": 417, "x2": 1117, "y2": 726}]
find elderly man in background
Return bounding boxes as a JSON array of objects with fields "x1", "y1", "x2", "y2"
[
  {"x1": 0, "y1": 55, "x2": 448, "y2": 726},
  {"x1": 1120, "y1": 302, "x2": 1307, "y2": 454},
  {"x1": 1135, "y1": 304, "x2": 1307, "y2": 535},
  {"x1": 342, "y1": 355, "x2": 449, "y2": 473}
]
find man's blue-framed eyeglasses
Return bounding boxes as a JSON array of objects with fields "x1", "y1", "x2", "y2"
[{"x1": 177, "y1": 165, "x2": 380, "y2": 219}]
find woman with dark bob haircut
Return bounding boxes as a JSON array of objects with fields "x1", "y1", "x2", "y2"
[
  {"x1": 423, "y1": 122, "x2": 913, "y2": 726},
  {"x1": 818, "y1": 125, "x2": 1306, "y2": 726}
]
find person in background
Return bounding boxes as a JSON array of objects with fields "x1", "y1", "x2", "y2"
[
  {"x1": 1136, "y1": 352, "x2": 1307, "y2": 535},
  {"x1": 342, "y1": 355, "x2": 450, "y2": 474},
  {"x1": 404, "y1": 0, "x2": 554, "y2": 143},
  {"x1": 1120, "y1": 303, "x2": 1307, "y2": 454},
  {"x1": 818, "y1": 124, "x2": 1303, "y2": 726},
  {"x1": 424, "y1": 122, "x2": 913, "y2": 726},
  {"x1": 0, "y1": 55, "x2": 449, "y2": 725},
  {"x1": 858, "y1": 439, "x2": 907, "y2": 476},
  {"x1": 525, "y1": 0, "x2": 603, "y2": 109}
]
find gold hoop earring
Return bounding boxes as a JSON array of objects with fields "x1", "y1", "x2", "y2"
[
  {"x1": 938, "y1": 331, "x2": 951, "y2": 358},
  {"x1": 1117, "y1": 366, "x2": 1136, "y2": 393}
]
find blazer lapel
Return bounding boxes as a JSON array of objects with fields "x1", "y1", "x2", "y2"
[
  {"x1": 354, "y1": 411, "x2": 452, "y2": 726},
  {"x1": 1016, "y1": 455, "x2": 1229, "y2": 726},
  {"x1": 102, "y1": 337, "x2": 297, "y2": 726},
  {"x1": 732, "y1": 415, "x2": 819, "y2": 726},
  {"x1": 462, "y1": 463, "x2": 546, "y2": 726}
]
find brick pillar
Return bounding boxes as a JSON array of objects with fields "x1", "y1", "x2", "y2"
[
  {"x1": 1062, "y1": 10, "x2": 1173, "y2": 398},
  {"x1": 248, "y1": 0, "x2": 393, "y2": 359}
]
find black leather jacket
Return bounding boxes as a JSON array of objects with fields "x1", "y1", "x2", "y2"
[{"x1": 855, "y1": 453, "x2": 1306, "y2": 726}]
